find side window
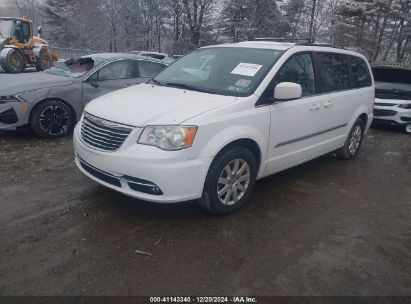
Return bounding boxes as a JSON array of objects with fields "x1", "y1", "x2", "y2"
[
  {"x1": 349, "y1": 56, "x2": 372, "y2": 88},
  {"x1": 273, "y1": 53, "x2": 315, "y2": 97},
  {"x1": 317, "y1": 53, "x2": 350, "y2": 93},
  {"x1": 97, "y1": 60, "x2": 133, "y2": 81},
  {"x1": 138, "y1": 61, "x2": 165, "y2": 78}
]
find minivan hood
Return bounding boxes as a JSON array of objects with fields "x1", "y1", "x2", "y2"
[
  {"x1": 85, "y1": 83, "x2": 237, "y2": 126},
  {"x1": 0, "y1": 72, "x2": 74, "y2": 95}
]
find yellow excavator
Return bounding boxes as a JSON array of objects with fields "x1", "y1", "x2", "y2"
[{"x1": 0, "y1": 17, "x2": 58, "y2": 73}]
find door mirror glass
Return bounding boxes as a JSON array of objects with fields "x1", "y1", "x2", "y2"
[{"x1": 274, "y1": 82, "x2": 302, "y2": 101}]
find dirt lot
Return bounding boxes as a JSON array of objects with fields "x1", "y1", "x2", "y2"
[{"x1": 0, "y1": 126, "x2": 410, "y2": 296}]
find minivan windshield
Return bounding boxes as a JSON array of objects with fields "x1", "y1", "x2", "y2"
[{"x1": 153, "y1": 47, "x2": 283, "y2": 96}]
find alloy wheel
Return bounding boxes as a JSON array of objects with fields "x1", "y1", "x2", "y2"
[
  {"x1": 348, "y1": 125, "x2": 362, "y2": 155},
  {"x1": 217, "y1": 158, "x2": 250, "y2": 206},
  {"x1": 39, "y1": 105, "x2": 70, "y2": 136}
]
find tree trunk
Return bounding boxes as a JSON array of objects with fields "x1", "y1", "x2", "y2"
[
  {"x1": 308, "y1": 0, "x2": 317, "y2": 43},
  {"x1": 383, "y1": 21, "x2": 400, "y2": 61},
  {"x1": 190, "y1": 28, "x2": 201, "y2": 47},
  {"x1": 372, "y1": 15, "x2": 386, "y2": 62}
]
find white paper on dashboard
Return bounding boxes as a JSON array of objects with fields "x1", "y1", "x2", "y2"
[{"x1": 231, "y1": 63, "x2": 263, "y2": 77}]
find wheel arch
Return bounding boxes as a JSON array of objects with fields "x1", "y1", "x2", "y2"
[
  {"x1": 358, "y1": 113, "x2": 368, "y2": 127},
  {"x1": 213, "y1": 138, "x2": 262, "y2": 174},
  {"x1": 348, "y1": 106, "x2": 372, "y2": 135}
]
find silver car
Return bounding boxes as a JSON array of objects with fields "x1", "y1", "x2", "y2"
[{"x1": 0, "y1": 53, "x2": 167, "y2": 137}]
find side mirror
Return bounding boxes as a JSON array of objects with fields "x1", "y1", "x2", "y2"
[
  {"x1": 37, "y1": 26, "x2": 42, "y2": 38},
  {"x1": 274, "y1": 82, "x2": 302, "y2": 101}
]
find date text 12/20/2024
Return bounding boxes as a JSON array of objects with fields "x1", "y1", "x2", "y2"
[{"x1": 150, "y1": 297, "x2": 258, "y2": 303}]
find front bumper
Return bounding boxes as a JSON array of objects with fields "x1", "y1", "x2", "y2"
[
  {"x1": 73, "y1": 123, "x2": 212, "y2": 203},
  {"x1": 0, "y1": 102, "x2": 30, "y2": 131},
  {"x1": 373, "y1": 99, "x2": 411, "y2": 126}
]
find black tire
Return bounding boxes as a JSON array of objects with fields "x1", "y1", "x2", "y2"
[
  {"x1": 0, "y1": 48, "x2": 25, "y2": 73},
  {"x1": 29, "y1": 100, "x2": 74, "y2": 138},
  {"x1": 337, "y1": 118, "x2": 365, "y2": 160},
  {"x1": 35, "y1": 51, "x2": 52, "y2": 71},
  {"x1": 199, "y1": 146, "x2": 257, "y2": 215}
]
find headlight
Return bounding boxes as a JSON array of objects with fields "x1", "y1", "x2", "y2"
[
  {"x1": 0, "y1": 95, "x2": 21, "y2": 104},
  {"x1": 399, "y1": 104, "x2": 411, "y2": 109},
  {"x1": 138, "y1": 126, "x2": 198, "y2": 150}
]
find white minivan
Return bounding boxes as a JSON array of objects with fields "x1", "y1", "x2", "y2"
[{"x1": 73, "y1": 41, "x2": 374, "y2": 214}]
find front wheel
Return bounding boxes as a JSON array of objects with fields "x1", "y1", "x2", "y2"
[
  {"x1": 337, "y1": 118, "x2": 365, "y2": 160},
  {"x1": 30, "y1": 100, "x2": 74, "y2": 138},
  {"x1": 405, "y1": 124, "x2": 411, "y2": 135},
  {"x1": 0, "y1": 48, "x2": 25, "y2": 73},
  {"x1": 199, "y1": 146, "x2": 257, "y2": 214}
]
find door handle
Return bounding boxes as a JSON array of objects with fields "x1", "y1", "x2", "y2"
[
  {"x1": 309, "y1": 104, "x2": 321, "y2": 111},
  {"x1": 90, "y1": 81, "x2": 99, "y2": 88},
  {"x1": 324, "y1": 101, "x2": 333, "y2": 108}
]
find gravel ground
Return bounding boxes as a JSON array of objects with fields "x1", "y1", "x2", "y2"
[{"x1": 0, "y1": 126, "x2": 410, "y2": 296}]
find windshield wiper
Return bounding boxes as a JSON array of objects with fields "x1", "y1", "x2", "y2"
[
  {"x1": 149, "y1": 78, "x2": 163, "y2": 86},
  {"x1": 165, "y1": 82, "x2": 212, "y2": 93}
]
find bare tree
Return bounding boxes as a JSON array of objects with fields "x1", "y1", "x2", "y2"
[
  {"x1": 182, "y1": 0, "x2": 214, "y2": 48},
  {"x1": 308, "y1": 0, "x2": 317, "y2": 43}
]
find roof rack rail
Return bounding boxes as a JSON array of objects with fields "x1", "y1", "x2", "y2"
[
  {"x1": 248, "y1": 38, "x2": 347, "y2": 49},
  {"x1": 250, "y1": 37, "x2": 310, "y2": 43},
  {"x1": 296, "y1": 42, "x2": 345, "y2": 49}
]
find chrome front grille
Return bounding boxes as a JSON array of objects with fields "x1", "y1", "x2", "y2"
[{"x1": 81, "y1": 112, "x2": 133, "y2": 151}]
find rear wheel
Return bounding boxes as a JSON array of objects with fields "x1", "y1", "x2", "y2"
[
  {"x1": 337, "y1": 118, "x2": 365, "y2": 160},
  {"x1": 35, "y1": 51, "x2": 52, "y2": 71},
  {"x1": 0, "y1": 48, "x2": 25, "y2": 73},
  {"x1": 30, "y1": 100, "x2": 74, "y2": 138},
  {"x1": 199, "y1": 146, "x2": 257, "y2": 214},
  {"x1": 405, "y1": 124, "x2": 411, "y2": 135}
]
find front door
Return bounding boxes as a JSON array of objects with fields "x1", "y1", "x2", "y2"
[
  {"x1": 266, "y1": 53, "x2": 322, "y2": 173},
  {"x1": 82, "y1": 59, "x2": 136, "y2": 104},
  {"x1": 82, "y1": 59, "x2": 167, "y2": 105}
]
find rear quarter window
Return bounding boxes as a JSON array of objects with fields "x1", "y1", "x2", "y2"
[
  {"x1": 349, "y1": 56, "x2": 372, "y2": 88},
  {"x1": 316, "y1": 53, "x2": 350, "y2": 93},
  {"x1": 138, "y1": 61, "x2": 165, "y2": 78}
]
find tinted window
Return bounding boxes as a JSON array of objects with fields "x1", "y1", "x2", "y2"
[
  {"x1": 138, "y1": 61, "x2": 165, "y2": 77},
  {"x1": 317, "y1": 53, "x2": 350, "y2": 92},
  {"x1": 350, "y1": 56, "x2": 372, "y2": 88},
  {"x1": 98, "y1": 60, "x2": 133, "y2": 81},
  {"x1": 273, "y1": 53, "x2": 315, "y2": 96}
]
